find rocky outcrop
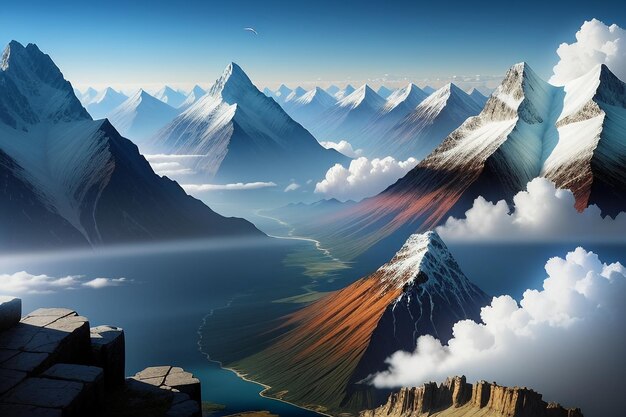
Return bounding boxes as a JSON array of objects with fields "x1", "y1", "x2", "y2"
[
  {"x1": 0, "y1": 297, "x2": 201, "y2": 417},
  {"x1": 361, "y1": 376, "x2": 583, "y2": 417}
]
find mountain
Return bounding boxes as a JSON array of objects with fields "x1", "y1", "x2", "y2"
[
  {"x1": 334, "y1": 84, "x2": 356, "y2": 100},
  {"x1": 151, "y1": 63, "x2": 348, "y2": 182},
  {"x1": 262, "y1": 87, "x2": 275, "y2": 98},
  {"x1": 107, "y1": 89, "x2": 180, "y2": 144},
  {"x1": 283, "y1": 86, "x2": 307, "y2": 103},
  {"x1": 179, "y1": 84, "x2": 206, "y2": 109},
  {"x1": 376, "y1": 85, "x2": 394, "y2": 99},
  {"x1": 308, "y1": 84, "x2": 386, "y2": 144},
  {"x1": 377, "y1": 83, "x2": 482, "y2": 160},
  {"x1": 467, "y1": 87, "x2": 488, "y2": 107},
  {"x1": 0, "y1": 40, "x2": 260, "y2": 251},
  {"x1": 84, "y1": 87, "x2": 128, "y2": 119},
  {"x1": 282, "y1": 87, "x2": 337, "y2": 127},
  {"x1": 274, "y1": 84, "x2": 292, "y2": 102},
  {"x1": 78, "y1": 87, "x2": 98, "y2": 105},
  {"x1": 326, "y1": 84, "x2": 340, "y2": 96},
  {"x1": 362, "y1": 376, "x2": 583, "y2": 417},
  {"x1": 422, "y1": 85, "x2": 435, "y2": 94},
  {"x1": 153, "y1": 85, "x2": 187, "y2": 108},
  {"x1": 293, "y1": 62, "x2": 626, "y2": 263},
  {"x1": 229, "y1": 231, "x2": 490, "y2": 414}
]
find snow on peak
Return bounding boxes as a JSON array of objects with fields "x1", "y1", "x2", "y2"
[
  {"x1": 377, "y1": 231, "x2": 474, "y2": 294},
  {"x1": 294, "y1": 87, "x2": 336, "y2": 107},
  {"x1": 208, "y1": 62, "x2": 257, "y2": 102},
  {"x1": 338, "y1": 84, "x2": 385, "y2": 110},
  {"x1": 284, "y1": 86, "x2": 307, "y2": 102},
  {"x1": 276, "y1": 84, "x2": 292, "y2": 98},
  {"x1": 384, "y1": 83, "x2": 428, "y2": 112},
  {"x1": 0, "y1": 40, "x2": 90, "y2": 127},
  {"x1": 334, "y1": 84, "x2": 356, "y2": 100}
]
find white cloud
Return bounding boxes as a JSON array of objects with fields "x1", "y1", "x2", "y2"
[
  {"x1": 181, "y1": 182, "x2": 277, "y2": 192},
  {"x1": 436, "y1": 178, "x2": 626, "y2": 242},
  {"x1": 144, "y1": 154, "x2": 205, "y2": 161},
  {"x1": 0, "y1": 272, "x2": 129, "y2": 294},
  {"x1": 551, "y1": 19, "x2": 626, "y2": 85},
  {"x1": 284, "y1": 182, "x2": 301, "y2": 192},
  {"x1": 315, "y1": 156, "x2": 417, "y2": 201},
  {"x1": 371, "y1": 247, "x2": 626, "y2": 416},
  {"x1": 320, "y1": 140, "x2": 362, "y2": 158},
  {"x1": 82, "y1": 277, "x2": 130, "y2": 289},
  {"x1": 149, "y1": 161, "x2": 194, "y2": 177}
]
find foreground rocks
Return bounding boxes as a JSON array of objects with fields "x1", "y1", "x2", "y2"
[
  {"x1": 361, "y1": 376, "x2": 583, "y2": 417},
  {"x1": 0, "y1": 297, "x2": 201, "y2": 417}
]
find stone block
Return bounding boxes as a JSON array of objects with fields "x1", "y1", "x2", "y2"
[
  {"x1": 0, "y1": 377, "x2": 86, "y2": 416},
  {"x1": 0, "y1": 368, "x2": 27, "y2": 395},
  {"x1": 90, "y1": 325, "x2": 125, "y2": 387},
  {"x1": 133, "y1": 365, "x2": 201, "y2": 404},
  {"x1": 0, "y1": 297, "x2": 21, "y2": 332},
  {"x1": 42, "y1": 363, "x2": 105, "y2": 405}
]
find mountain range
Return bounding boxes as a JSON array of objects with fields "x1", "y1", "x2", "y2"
[
  {"x1": 150, "y1": 63, "x2": 348, "y2": 183},
  {"x1": 227, "y1": 231, "x2": 489, "y2": 414},
  {"x1": 107, "y1": 89, "x2": 181, "y2": 144},
  {"x1": 0, "y1": 40, "x2": 261, "y2": 251},
  {"x1": 294, "y1": 62, "x2": 626, "y2": 262},
  {"x1": 82, "y1": 87, "x2": 128, "y2": 120}
]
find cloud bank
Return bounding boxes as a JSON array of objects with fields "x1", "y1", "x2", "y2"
[
  {"x1": 284, "y1": 182, "x2": 301, "y2": 192},
  {"x1": 551, "y1": 19, "x2": 626, "y2": 85},
  {"x1": 320, "y1": 140, "x2": 362, "y2": 158},
  {"x1": 371, "y1": 247, "x2": 626, "y2": 416},
  {"x1": 182, "y1": 182, "x2": 277, "y2": 192},
  {"x1": 437, "y1": 178, "x2": 626, "y2": 242},
  {"x1": 315, "y1": 156, "x2": 417, "y2": 201},
  {"x1": 0, "y1": 272, "x2": 130, "y2": 294}
]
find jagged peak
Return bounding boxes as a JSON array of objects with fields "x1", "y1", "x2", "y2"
[
  {"x1": 339, "y1": 84, "x2": 385, "y2": 109},
  {"x1": 385, "y1": 83, "x2": 427, "y2": 111},
  {"x1": 208, "y1": 62, "x2": 255, "y2": 100},
  {"x1": 377, "y1": 231, "x2": 453, "y2": 287}
]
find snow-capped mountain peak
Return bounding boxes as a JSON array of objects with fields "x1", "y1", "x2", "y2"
[
  {"x1": 377, "y1": 85, "x2": 394, "y2": 99},
  {"x1": 275, "y1": 83, "x2": 292, "y2": 99},
  {"x1": 284, "y1": 86, "x2": 307, "y2": 102},
  {"x1": 384, "y1": 83, "x2": 428, "y2": 112},
  {"x1": 0, "y1": 40, "x2": 90, "y2": 129},
  {"x1": 294, "y1": 87, "x2": 336, "y2": 106},
  {"x1": 154, "y1": 85, "x2": 186, "y2": 108},
  {"x1": 378, "y1": 231, "x2": 469, "y2": 291},
  {"x1": 208, "y1": 62, "x2": 259, "y2": 103},
  {"x1": 334, "y1": 84, "x2": 356, "y2": 100},
  {"x1": 338, "y1": 84, "x2": 385, "y2": 110},
  {"x1": 466, "y1": 88, "x2": 488, "y2": 107}
]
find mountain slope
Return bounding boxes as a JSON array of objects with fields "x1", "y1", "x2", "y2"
[
  {"x1": 335, "y1": 84, "x2": 356, "y2": 100},
  {"x1": 0, "y1": 41, "x2": 261, "y2": 251},
  {"x1": 308, "y1": 84, "x2": 386, "y2": 145},
  {"x1": 107, "y1": 89, "x2": 180, "y2": 144},
  {"x1": 230, "y1": 231, "x2": 489, "y2": 414},
  {"x1": 282, "y1": 87, "x2": 337, "y2": 127},
  {"x1": 541, "y1": 64, "x2": 626, "y2": 216},
  {"x1": 152, "y1": 63, "x2": 347, "y2": 182},
  {"x1": 377, "y1": 86, "x2": 394, "y2": 99},
  {"x1": 85, "y1": 87, "x2": 128, "y2": 120},
  {"x1": 467, "y1": 88, "x2": 488, "y2": 107},
  {"x1": 179, "y1": 84, "x2": 206, "y2": 109},
  {"x1": 154, "y1": 86, "x2": 187, "y2": 108}
]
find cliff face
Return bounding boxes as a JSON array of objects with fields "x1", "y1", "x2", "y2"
[{"x1": 361, "y1": 376, "x2": 583, "y2": 417}]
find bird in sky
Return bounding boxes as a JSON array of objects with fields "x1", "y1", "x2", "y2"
[{"x1": 243, "y1": 27, "x2": 258, "y2": 35}]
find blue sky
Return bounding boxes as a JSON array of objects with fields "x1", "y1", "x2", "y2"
[{"x1": 1, "y1": 0, "x2": 624, "y2": 90}]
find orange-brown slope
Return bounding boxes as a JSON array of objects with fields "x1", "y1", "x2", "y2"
[{"x1": 233, "y1": 270, "x2": 403, "y2": 413}]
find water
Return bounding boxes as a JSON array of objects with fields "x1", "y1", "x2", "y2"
[{"x1": 1, "y1": 237, "x2": 324, "y2": 417}]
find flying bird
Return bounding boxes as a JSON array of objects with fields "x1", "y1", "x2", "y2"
[{"x1": 244, "y1": 27, "x2": 258, "y2": 35}]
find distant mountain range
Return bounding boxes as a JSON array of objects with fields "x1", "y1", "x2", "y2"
[
  {"x1": 226, "y1": 231, "x2": 489, "y2": 414},
  {"x1": 150, "y1": 63, "x2": 348, "y2": 183},
  {"x1": 291, "y1": 62, "x2": 626, "y2": 262},
  {"x1": 0, "y1": 41, "x2": 261, "y2": 251},
  {"x1": 267, "y1": 82, "x2": 485, "y2": 160}
]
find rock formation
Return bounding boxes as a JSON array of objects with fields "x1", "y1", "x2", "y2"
[
  {"x1": 0, "y1": 296, "x2": 201, "y2": 416},
  {"x1": 361, "y1": 376, "x2": 583, "y2": 417}
]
